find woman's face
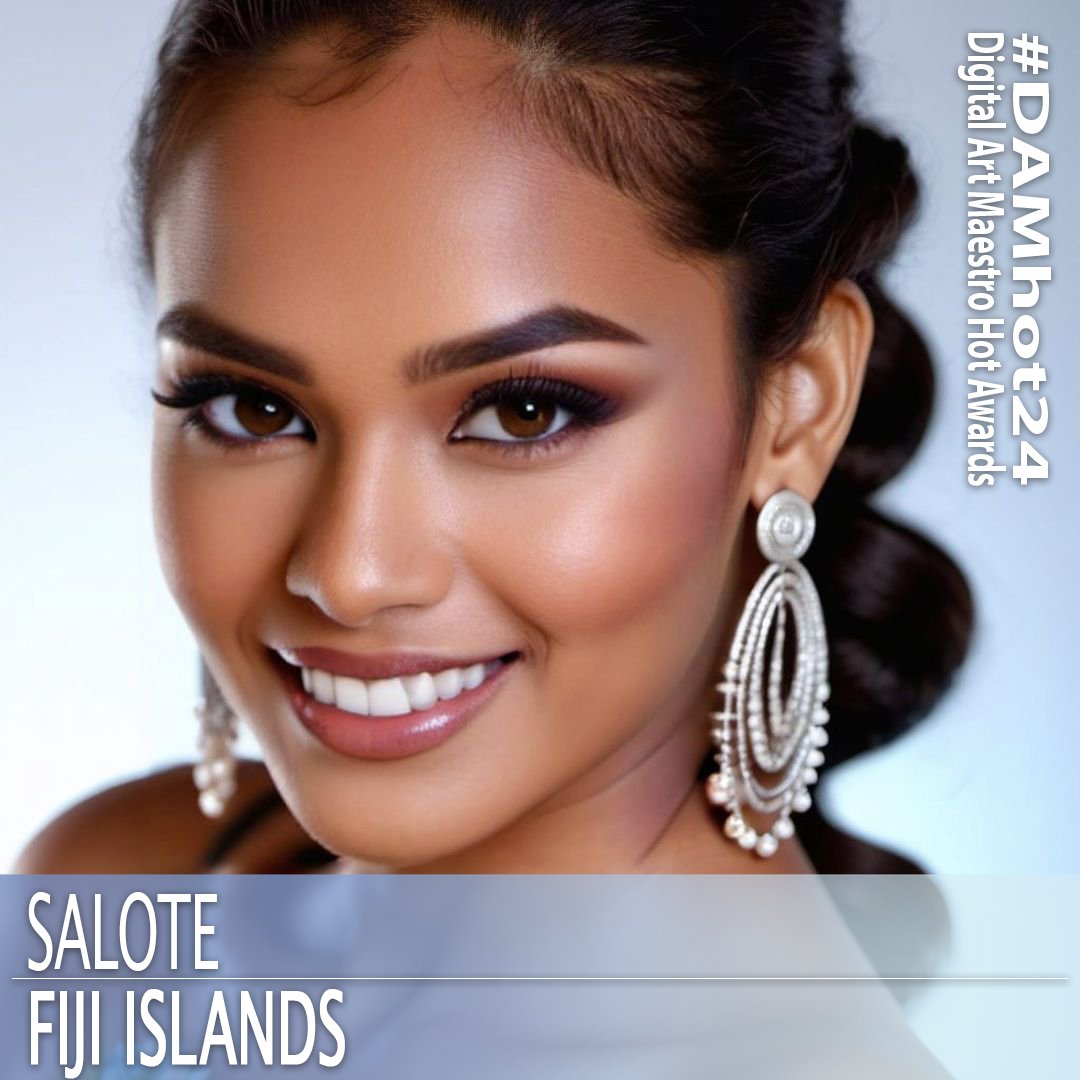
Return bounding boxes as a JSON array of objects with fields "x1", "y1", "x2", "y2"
[{"x1": 151, "y1": 27, "x2": 755, "y2": 869}]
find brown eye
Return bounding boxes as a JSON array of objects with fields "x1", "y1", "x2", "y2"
[
  {"x1": 204, "y1": 391, "x2": 308, "y2": 441},
  {"x1": 494, "y1": 398, "x2": 558, "y2": 439},
  {"x1": 233, "y1": 391, "x2": 294, "y2": 436},
  {"x1": 456, "y1": 394, "x2": 571, "y2": 443}
]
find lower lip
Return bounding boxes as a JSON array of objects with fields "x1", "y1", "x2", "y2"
[{"x1": 270, "y1": 652, "x2": 517, "y2": 761}]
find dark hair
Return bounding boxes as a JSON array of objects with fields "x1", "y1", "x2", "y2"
[{"x1": 131, "y1": 0, "x2": 974, "y2": 874}]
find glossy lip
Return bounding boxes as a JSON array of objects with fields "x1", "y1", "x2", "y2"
[
  {"x1": 275, "y1": 645, "x2": 512, "y2": 681},
  {"x1": 268, "y1": 648, "x2": 519, "y2": 760}
]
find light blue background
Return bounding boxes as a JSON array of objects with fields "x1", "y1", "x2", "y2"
[{"x1": 1, "y1": 1, "x2": 1077, "y2": 874}]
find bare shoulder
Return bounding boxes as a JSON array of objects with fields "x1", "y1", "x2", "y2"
[{"x1": 14, "y1": 760, "x2": 281, "y2": 873}]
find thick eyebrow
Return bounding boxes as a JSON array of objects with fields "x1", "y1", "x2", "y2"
[
  {"x1": 155, "y1": 302, "x2": 648, "y2": 386},
  {"x1": 402, "y1": 303, "x2": 648, "y2": 383},
  {"x1": 156, "y1": 304, "x2": 315, "y2": 386}
]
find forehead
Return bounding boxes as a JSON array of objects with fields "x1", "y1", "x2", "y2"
[{"x1": 152, "y1": 22, "x2": 726, "y2": 360}]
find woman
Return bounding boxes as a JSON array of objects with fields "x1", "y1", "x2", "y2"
[{"x1": 20, "y1": 0, "x2": 971, "y2": 876}]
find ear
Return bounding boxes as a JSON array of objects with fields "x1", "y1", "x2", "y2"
[{"x1": 746, "y1": 279, "x2": 874, "y2": 510}]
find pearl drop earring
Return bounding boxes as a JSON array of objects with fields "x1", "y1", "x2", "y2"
[{"x1": 193, "y1": 692, "x2": 238, "y2": 819}]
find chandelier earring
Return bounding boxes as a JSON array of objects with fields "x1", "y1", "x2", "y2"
[{"x1": 706, "y1": 489, "x2": 830, "y2": 858}]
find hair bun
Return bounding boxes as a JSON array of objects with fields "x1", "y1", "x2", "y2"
[
  {"x1": 833, "y1": 281, "x2": 934, "y2": 495},
  {"x1": 833, "y1": 122, "x2": 920, "y2": 281},
  {"x1": 821, "y1": 123, "x2": 930, "y2": 496}
]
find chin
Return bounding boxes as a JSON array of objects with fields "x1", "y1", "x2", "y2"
[
  {"x1": 302, "y1": 812, "x2": 494, "y2": 872},
  {"x1": 258, "y1": 748, "x2": 516, "y2": 871}
]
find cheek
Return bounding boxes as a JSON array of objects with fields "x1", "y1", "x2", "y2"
[
  {"x1": 466, "y1": 403, "x2": 742, "y2": 644},
  {"x1": 442, "y1": 391, "x2": 745, "y2": 802},
  {"x1": 151, "y1": 431, "x2": 300, "y2": 637}
]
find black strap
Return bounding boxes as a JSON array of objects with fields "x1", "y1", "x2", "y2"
[{"x1": 200, "y1": 787, "x2": 335, "y2": 871}]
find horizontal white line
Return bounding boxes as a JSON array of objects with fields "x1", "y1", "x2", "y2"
[{"x1": 10, "y1": 976, "x2": 1069, "y2": 982}]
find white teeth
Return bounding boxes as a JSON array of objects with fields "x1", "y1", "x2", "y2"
[
  {"x1": 367, "y1": 677, "x2": 412, "y2": 717},
  {"x1": 432, "y1": 667, "x2": 463, "y2": 701},
  {"x1": 298, "y1": 657, "x2": 511, "y2": 716},
  {"x1": 334, "y1": 675, "x2": 369, "y2": 716},
  {"x1": 402, "y1": 672, "x2": 438, "y2": 711},
  {"x1": 312, "y1": 669, "x2": 336, "y2": 705},
  {"x1": 461, "y1": 662, "x2": 485, "y2": 690}
]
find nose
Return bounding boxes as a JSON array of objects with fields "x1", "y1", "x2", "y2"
[{"x1": 284, "y1": 432, "x2": 454, "y2": 627}]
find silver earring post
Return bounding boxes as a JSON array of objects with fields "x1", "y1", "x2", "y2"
[{"x1": 706, "y1": 489, "x2": 830, "y2": 858}]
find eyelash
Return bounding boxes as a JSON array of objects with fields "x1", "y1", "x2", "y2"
[
  {"x1": 150, "y1": 367, "x2": 620, "y2": 458},
  {"x1": 451, "y1": 368, "x2": 619, "y2": 457},
  {"x1": 150, "y1": 373, "x2": 313, "y2": 453}
]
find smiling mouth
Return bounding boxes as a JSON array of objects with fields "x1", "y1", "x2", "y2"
[
  {"x1": 267, "y1": 648, "x2": 522, "y2": 760},
  {"x1": 295, "y1": 654, "x2": 516, "y2": 717}
]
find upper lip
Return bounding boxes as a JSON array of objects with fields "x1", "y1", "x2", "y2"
[{"x1": 274, "y1": 645, "x2": 515, "y2": 681}]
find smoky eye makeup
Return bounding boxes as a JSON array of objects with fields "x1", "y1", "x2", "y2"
[
  {"x1": 448, "y1": 368, "x2": 622, "y2": 453},
  {"x1": 151, "y1": 362, "x2": 626, "y2": 456}
]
